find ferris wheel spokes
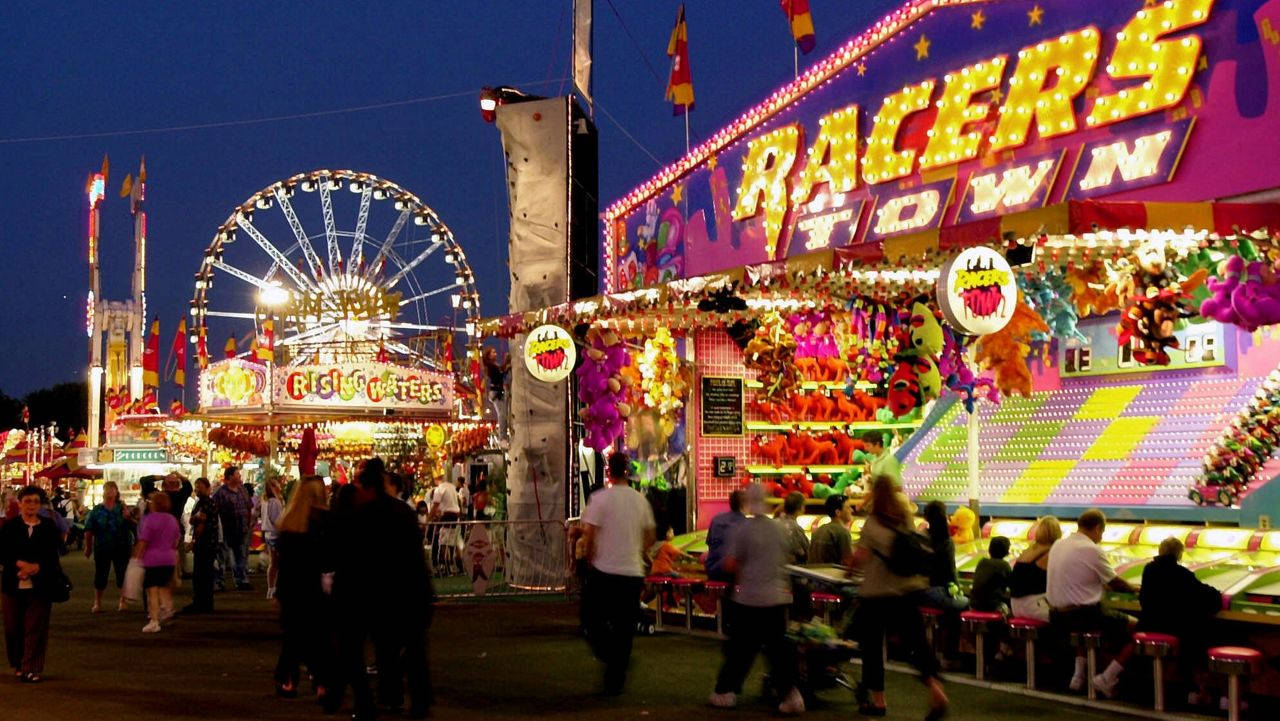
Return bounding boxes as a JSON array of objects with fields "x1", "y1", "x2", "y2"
[
  {"x1": 210, "y1": 259, "x2": 280, "y2": 293},
  {"x1": 273, "y1": 186, "x2": 326, "y2": 280},
  {"x1": 385, "y1": 237, "x2": 445, "y2": 288},
  {"x1": 319, "y1": 181, "x2": 341, "y2": 275},
  {"x1": 350, "y1": 184, "x2": 373, "y2": 271},
  {"x1": 235, "y1": 212, "x2": 316, "y2": 292},
  {"x1": 398, "y1": 283, "x2": 457, "y2": 306},
  {"x1": 365, "y1": 208, "x2": 411, "y2": 280}
]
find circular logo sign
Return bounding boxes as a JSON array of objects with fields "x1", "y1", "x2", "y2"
[
  {"x1": 936, "y1": 246, "x2": 1017, "y2": 336},
  {"x1": 523, "y1": 325, "x2": 576, "y2": 383},
  {"x1": 424, "y1": 424, "x2": 446, "y2": 449}
]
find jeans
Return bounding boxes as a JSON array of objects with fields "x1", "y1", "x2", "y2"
[
  {"x1": 275, "y1": 596, "x2": 335, "y2": 690},
  {"x1": 373, "y1": 620, "x2": 432, "y2": 713},
  {"x1": 583, "y1": 568, "x2": 644, "y2": 693},
  {"x1": 192, "y1": 546, "x2": 216, "y2": 610},
  {"x1": 857, "y1": 591, "x2": 941, "y2": 692},
  {"x1": 225, "y1": 533, "x2": 249, "y2": 585},
  {"x1": 714, "y1": 602, "x2": 795, "y2": 696}
]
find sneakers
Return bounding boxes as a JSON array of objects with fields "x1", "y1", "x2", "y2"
[
  {"x1": 90, "y1": 602, "x2": 101, "y2": 614},
  {"x1": 142, "y1": 620, "x2": 162, "y2": 633},
  {"x1": 1091, "y1": 672, "x2": 1119, "y2": 699},
  {"x1": 708, "y1": 691, "x2": 736, "y2": 708},
  {"x1": 778, "y1": 687, "x2": 805, "y2": 715}
]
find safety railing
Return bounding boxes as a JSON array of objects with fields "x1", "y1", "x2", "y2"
[{"x1": 425, "y1": 518, "x2": 572, "y2": 598}]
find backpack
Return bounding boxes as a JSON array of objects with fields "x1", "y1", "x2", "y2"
[{"x1": 874, "y1": 524, "x2": 934, "y2": 578}]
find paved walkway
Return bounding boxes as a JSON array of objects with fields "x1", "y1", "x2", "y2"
[{"x1": 1, "y1": 555, "x2": 1161, "y2": 720}]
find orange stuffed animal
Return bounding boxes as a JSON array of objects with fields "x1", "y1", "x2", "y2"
[
  {"x1": 810, "y1": 392, "x2": 837, "y2": 422},
  {"x1": 751, "y1": 435, "x2": 788, "y2": 466},
  {"x1": 750, "y1": 397, "x2": 790, "y2": 425},
  {"x1": 974, "y1": 295, "x2": 1049, "y2": 397}
]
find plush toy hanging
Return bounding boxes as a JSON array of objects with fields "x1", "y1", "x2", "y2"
[
  {"x1": 1019, "y1": 269, "x2": 1085, "y2": 345},
  {"x1": 1200, "y1": 254, "x2": 1280, "y2": 331},
  {"x1": 743, "y1": 311, "x2": 802, "y2": 397},
  {"x1": 635, "y1": 327, "x2": 688, "y2": 449},
  {"x1": 936, "y1": 326, "x2": 998, "y2": 413},
  {"x1": 575, "y1": 327, "x2": 632, "y2": 451},
  {"x1": 1117, "y1": 238, "x2": 1207, "y2": 366},
  {"x1": 1064, "y1": 260, "x2": 1125, "y2": 318},
  {"x1": 974, "y1": 293, "x2": 1049, "y2": 397},
  {"x1": 884, "y1": 302, "x2": 944, "y2": 418}
]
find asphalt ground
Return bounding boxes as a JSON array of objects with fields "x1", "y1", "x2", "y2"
[{"x1": 0, "y1": 553, "x2": 1189, "y2": 721}]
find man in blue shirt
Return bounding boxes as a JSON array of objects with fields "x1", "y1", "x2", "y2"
[{"x1": 703, "y1": 490, "x2": 746, "y2": 582}]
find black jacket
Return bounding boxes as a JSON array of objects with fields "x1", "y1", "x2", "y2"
[
  {"x1": 1139, "y1": 554, "x2": 1222, "y2": 634},
  {"x1": 334, "y1": 494, "x2": 434, "y2": 625},
  {"x1": 276, "y1": 510, "x2": 333, "y2": 605},
  {"x1": 0, "y1": 515, "x2": 65, "y2": 597}
]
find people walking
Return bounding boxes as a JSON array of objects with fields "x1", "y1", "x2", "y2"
[
  {"x1": 580, "y1": 451, "x2": 656, "y2": 696},
  {"x1": 851, "y1": 475, "x2": 948, "y2": 719},
  {"x1": 83, "y1": 480, "x2": 134, "y2": 613},
  {"x1": 703, "y1": 490, "x2": 746, "y2": 582},
  {"x1": 1, "y1": 486, "x2": 66, "y2": 682},
  {"x1": 330, "y1": 458, "x2": 434, "y2": 720},
  {"x1": 213, "y1": 466, "x2": 254, "y2": 591},
  {"x1": 182, "y1": 478, "x2": 220, "y2": 614},
  {"x1": 430, "y1": 474, "x2": 462, "y2": 575},
  {"x1": 260, "y1": 478, "x2": 284, "y2": 599},
  {"x1": 709, "y1": 483, "x2": 804, "y2": 714},
  {"x1": 134, "y1": 492, "x2": 180, "y2": 633},
  {"x1": 273, "y1": 475, "x2": 333, "y2": 699}
]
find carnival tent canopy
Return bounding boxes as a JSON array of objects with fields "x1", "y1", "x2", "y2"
[{"x1": 480, "y1": 200, "x2": 1280, "y2": 339}]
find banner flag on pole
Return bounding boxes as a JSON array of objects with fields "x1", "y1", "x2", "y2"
[
  {"x1": 171, "y1": 318, "x2": 187, "y2": 387},
  {"x1": 224, "y1": 335, "x2": 237, "y2": 359},
  {"x1": 573, "y1": 0, "x2": 593, "y2": 107},
  {"x1": 780, "y1": 0, "x2": 816, "y2": 54},
  {"x1": 197, "y1": 323, "x2": 209, "y2": 370},
  {"x1": 665, "y1": 4, "x2": 695, "y2": 115},
  {"x1": 256, "y1": 319, "x2": 274, "y2": 362},
  {"x1": 142, "y1": 317, "x2": 160, "y2": 387}
]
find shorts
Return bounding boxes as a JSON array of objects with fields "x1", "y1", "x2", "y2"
[{"x1": 143, "y1": 565, "x2": 175, "y2": 589}]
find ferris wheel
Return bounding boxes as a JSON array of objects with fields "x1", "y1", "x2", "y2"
[{"x1": 189, "y1": 170, "x2": 481, "y2": 371}]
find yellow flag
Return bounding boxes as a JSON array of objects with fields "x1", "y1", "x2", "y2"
[{"x1": 119, "y1": 173, "x2": 133, "y2": 198}]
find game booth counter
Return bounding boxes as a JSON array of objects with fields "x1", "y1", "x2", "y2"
[{"x1": 484, "y1": 0, "x2": 1280, "y2": 637}]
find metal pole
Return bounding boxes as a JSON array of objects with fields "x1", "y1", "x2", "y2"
[{"x1": 966, "y1": 345, "x2": 981, "y2": 530}]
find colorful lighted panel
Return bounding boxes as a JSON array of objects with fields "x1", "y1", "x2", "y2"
[
  {"x1": 604, "y1": 0, "x2": 1280, "y2": 291},
  {"x1": 901, "y1": 370, "x2": 1280, "y2": 508}
]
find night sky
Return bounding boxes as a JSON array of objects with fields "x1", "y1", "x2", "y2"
[{"x1": 0, "y1": 0, "x2": 899, "y2": 400}]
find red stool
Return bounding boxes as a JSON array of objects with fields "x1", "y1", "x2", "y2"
[
  {"x1": 960, "y1": 610, "x2": 1005, "y2": 681},
  {"x1": 1007, "y1": 617, "x2": 1048, "y2": 690},
  {"x1": 811, "y1": 591, "x2": 842, "y2": 625},
  {"x1": 1133, "y1": 632, "x2": 1179, "y2": 712},
  {"x1": 704, "y1": 581, "x2": 728, "y2": 637},
  {"x1": 671, "y1": 577, "x2": 702, "y2": 631},
  {"x1": 1069, "y1": 631, "x2": 1104, "y2": 700},
  {"x1": 644, "y1": 576, "x2": 674, "y2": 631},
  {"x1": 919, "y1": 606, "x2": 944, "y2": 652},
  {"x1": 1208, "y1": 646, "x2": 1263, "y2": 721}
]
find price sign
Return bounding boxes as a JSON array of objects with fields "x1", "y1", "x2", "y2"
[
  {"x1": 713, "y1": 456, "x2": 737, "y2": 478},
  {"x1": 700, "y1": 375, "x2": 744, "y2": 437}
]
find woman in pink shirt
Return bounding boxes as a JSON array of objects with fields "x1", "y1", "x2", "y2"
[{"x1": 134, "y1": 492, "x2": 180, "y2": 633}]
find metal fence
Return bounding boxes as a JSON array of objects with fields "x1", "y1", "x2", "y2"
[{"x1": 425, "y1": 518, "x2": 572, "y2": 598}]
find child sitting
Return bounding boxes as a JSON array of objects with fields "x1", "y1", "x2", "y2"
[
  {"x1": 970, "y1": 536, "x2": 1012, "y2": 615},
  {"x1": 648, "y1": 524, "x2": 695, "y2": 577}
]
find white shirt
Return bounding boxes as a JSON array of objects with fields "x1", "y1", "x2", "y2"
[
  {"x1": 432, "y1": 483, "x2": 461, "y2": 515},
  {"x1": 582, "y1": 484, "x2": 655, "y2": 577},
  {"x1": 457, "y1": 485, "x2": 470, "y2": 510},
  {"x1": 453, "y1": 462, "x2": 466, "y2": 483},
  {"x1": 1045, "y1": 532, "x2": 1116, "y2": 608}
]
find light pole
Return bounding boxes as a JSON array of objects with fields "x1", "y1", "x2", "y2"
[{"x1": 257, "y1": 283, "x2": 290, "y2": 473}]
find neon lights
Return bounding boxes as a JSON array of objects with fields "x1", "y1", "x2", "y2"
[
  {"x1": 921, "y1": 56, "x2": 1006, "y2": 170},
  {"x1": 1077, "y1": 130, "x2": 1175, "y2": 191},
  {"x1": 86, "y1": 291, "x2": 95, "y2": 338},
  {"x1": 1086, "y1": 0, "x2": 1213, "y2": 128},
  {"x1": 968, "y1": 158, "x2": 1058, "y2": 215},
  {"x1": 989, "y1": 27, "x2": 1100, "y2": 153},
  {"x1": 863, "y1": 79, "x2": 935, "y2": 184},
  {"x1": 872, "y1": 187, "x2": 942, "y2": 236},
  {"x1": 732, "y1": 124, "x2": 801, "y2": 259},
  {"x1": 790, "y1": 104, "x2": 861, "y2": 205}
]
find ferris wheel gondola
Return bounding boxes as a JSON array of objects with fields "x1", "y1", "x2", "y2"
[{"x1": 189, "y1": 170, "x2": 481, "y2": 374}]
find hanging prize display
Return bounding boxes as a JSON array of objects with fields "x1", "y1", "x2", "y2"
[
  {"x1": 523, "y1": 324, "x2": 577, "y2": 383},
  {"x1": 936, "y1": 246, "x2": 1017, "y2": 336}
]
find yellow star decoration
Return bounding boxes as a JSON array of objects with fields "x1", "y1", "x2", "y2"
[
  {"x1": 671, "y1": 183, "x2": 684, "y2": 204},
  {"x1": 857, "y1": 62, "x2": 867, "y2": 76},
  {"x1": 914, "y1": 34, "x2": 930, "y2": 60},
  {"x1": 971, "y1": 10, "x2": 986, "y2": 30},
  {"x1": 1028, "y1": 4, "x2": 1044, "y2": 26},
  {"x1": 989, "y1": 87, "x2": 1004, "y2": 103}
]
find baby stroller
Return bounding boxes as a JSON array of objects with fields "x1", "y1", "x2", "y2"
[{"x1": 764, "y1": 622, "x2": 866, "y2": 706}]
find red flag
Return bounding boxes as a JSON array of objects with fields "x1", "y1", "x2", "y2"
[
  {"x1": 256, "y1": 319, "x2": 274, "y2": 362},
  {"x1": 197, "y1": 323, "x2": 210, "y2": 370},
  {"x1": 780, "y1": 0, "x2": 816, "y2": 54},
  {"x1": 171, "y1": 318, "x2": 188, "y2": 386},
  {"x1": 377, "y1": 341, "x2": 388, "y2": 363},
  {"x1": 224, "y1": 336, "x2": 237, "y2": 359},
  {"x1": 665, "y1": 5, "x2": 694, "y2": 115},
  {"x1": 141, "y1": 388, "x2": 158, "y2": 412},
  {"x1": 142, "y1": 317, "x2": 160, "y2": 387},
  {"x1": 21, "y1": 405, "x2": 29, "y2": 425}
]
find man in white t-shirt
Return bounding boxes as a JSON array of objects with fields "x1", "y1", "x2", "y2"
[
  {"x1": 581, "y1": 452, "x2": 656, "y2": 696},
  {"x1": 430, "y1": 477, "x2": 462, "y2": 573},
  {"x1": 1046, "y1": 509, "x2": 1137, "y2": 695}
]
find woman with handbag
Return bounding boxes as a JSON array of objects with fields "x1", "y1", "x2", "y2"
[
  {"x1": 851, "y1": 475, "x2": 948, "y2": 719},
  {"x1": 1, "y1": 485, "x2": 67, "y2": 683},
  {"x1": 84, "y1": 481, "x2": 134, "y2": 613}
]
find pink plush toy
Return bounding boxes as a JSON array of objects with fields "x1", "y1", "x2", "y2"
[
  {"x1": 576, "y1": 328, "x2": 632, "y2": 450},
  {"x1": 1199, "y1": 255, "x2": 1244, "y2": 326},
  {"x1": 1232, "y1": 260, "x2": 1280, "y2": 331}
]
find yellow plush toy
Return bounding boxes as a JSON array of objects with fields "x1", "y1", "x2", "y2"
[{"x1": 948, "y1": 506, "x2": 976, "y2": 544}]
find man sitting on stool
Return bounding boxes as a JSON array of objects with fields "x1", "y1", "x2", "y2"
[
  {"x1": 1046, "y1": 509, "x2": 1136, "y2": 696},
  {"x1": 1140, "y1": 536, "x2": 1223, "y2": 706}
]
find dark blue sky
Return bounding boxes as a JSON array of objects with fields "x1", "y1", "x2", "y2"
[{"x1": 0, "y1": 0, "x2": 898, "y2": 397}]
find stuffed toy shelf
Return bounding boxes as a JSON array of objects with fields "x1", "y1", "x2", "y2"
[{"x1": 744, "y1": 419, "x2": 922, "y2": 432}]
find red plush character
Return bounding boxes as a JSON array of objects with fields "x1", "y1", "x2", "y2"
[
  {"x1": 751, "y1": 397, "x2": 789, "y2": 425},
  {"x1": 791, "y1": 393, "x2": 817, "y2": 421},
  {"x1": 810, "y1": 392, "x2": 837, "y2": 422},
  {"x1": 762, "y1": 480, "x2": 784, "y2": 497},
  {"x1": 834, "y1": 393, "x2": 860, "y2": 422},
  {"x1": 829, "y1": 432, "x2": 865, "y2": 465},
  {"x1": 785, "y1": 431, "x2": 808, "y2": 466},
  {"x1": 751, "y1": 435, "x2": 789, "y2": 467},
  {"x1": 887, "y1": 361, "x2": 921, "y2": 418},
  {"x1": 795, "y1": 357, "x2": 820, "y2": 381},
  {"x1": 798, "y1": 477, "x2": 815, "y2": 497}
]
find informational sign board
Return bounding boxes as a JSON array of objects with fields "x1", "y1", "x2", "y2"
[{"x1": 700, "y1": 375, "x2": 744, "y2": 437}]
